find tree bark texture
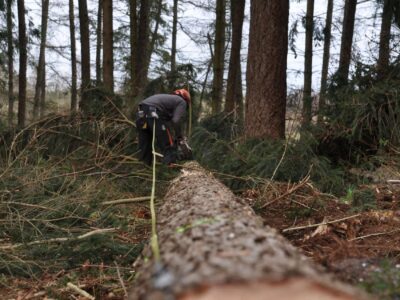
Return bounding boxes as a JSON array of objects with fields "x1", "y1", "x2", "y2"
[
  {"x1": 17, "y1": 0, "x2": 27, "y2": 128},
  {"x1": 337, "y1": 0, "x2": 357, "y2": 85},
  {"x1": 69, "y1": 0, "x2": 78, "y2": 112},
  {"x1": 302, "y1": 0, "x2": 314, "y2": 127},
  {"x1": 225, "y1": 0, "x2": 245, "y2": 119},
  {"x1": 377, "y1": 0, "x2": 393, "y2": 78},
  {"x1": 6, "y1": 0, "x2": 14, "y2": 127},
  {"x1": 319, "y1": 0, "x2": 333, "y2": 121},
  {"x1": 146, "y1": 0, "x2": 163, "y2": 76},
  {"x1": 133, "y1": 0, "x2": 150, "y2": 98},
  {"x1": 102, "y1": 0, "x2": 113, "y2": 93},
  {"x1": 78, "y1": 0, "x2": 91, "y2": 112},
  {"x1": 39, "y1": 59, "x2": 46, "y2": 118},
  {"x1": 129, "y1": 0, "x2": 137, "y2": 103},
  {"x1": 170, "y1": 0, "x2": 178, "y2": 87},
  {"x1": 211, "y1": 0, "x2": 226, "y2": 114},
  {"x1": 128, "y1": 163, "x2": 367, "y2": 300},
  {"x1": 245, "y1": 0, "x2": 288, "y2": 139},
  {"x1": 33, "y1": 0, "x2": 49, "y2": 121},
  {"x1": 96, "y1": 0, "x2": 102, "y2": 85}
]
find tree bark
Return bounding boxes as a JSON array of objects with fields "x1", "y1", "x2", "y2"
[
  {"x1": 129, "y1": 0, "x2": 137, "y2": 104},
  {"x1": 211, "y1": 0, "x2": 226, "y2": 114},
  {"x1": 33, "y1": 0, "x2": 49, "y2": 121},
  {"x1": 170, "y1": 0, "x2": 178, "y2": 87},
  {"x1": 102, "y1": 0, "x2": 113, "y2": 93},
  {"x1": 78, "y1": 0, "x2": 91, "y2": 112},
  {"x1": 133, "y1": 0, "x2": 150, "y2": 98},
  {"x1": 6, "y1": 0, "x2": 14, "y2": 127},
  {"x1": 245, "y1": 0, "x2": 288, "y2": 139},
  {"x1": 39, "y1": 59, "x2": 46, "y2": 118},
  {"x1": 69, "y1": 0, "x2": 78, "y2": 113},
  {"x1": 17, "y1": 0, "x2": 27, "y2": 128},
  {"x1": 377, "y1": 0, "x2": 393, "y2": 79},
  {"x1": 146, "y1": 0, "x2": 163, "y2": 76},
  {"x1": 302, "y1": 0, "x2": 314, "y2": 127},
  {"x1": 319, "y1": 0, "x2": 333, "y2": 121},
  {"x1": 225, "y1": 0, "x2": 245, "y2": 120},
  {"x1": 128, "y1": 162, "x2": 367, "y2": 300},
  {"x1": 337, "y1": 0, "x2": 357, "y2": 85},
  {"x1": 96, "y1": 0, "x2": 102, "y2": 85}
]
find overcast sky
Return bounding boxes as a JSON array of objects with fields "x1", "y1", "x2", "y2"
[{"x1": 18, "y1": 0, "x2": 398, "y2": 94}]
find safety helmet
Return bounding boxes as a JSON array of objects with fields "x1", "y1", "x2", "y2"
[{"x1": 173, "y1": 88, "x2": 191, "y2": 103}]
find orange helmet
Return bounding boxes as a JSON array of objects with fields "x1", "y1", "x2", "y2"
[{"x1": 173, "y1": 89, "x2": 191, "y2": 103}]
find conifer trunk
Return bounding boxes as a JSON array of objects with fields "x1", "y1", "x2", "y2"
[
  {"x1": 337, "y1": 0, "x2": 357, "y2": 84},
  {"x1": 33, "y1": 0, "x2": 49, "y2": 121},
  {"x1": 129, "y1": 0, "x2": 137, "y2": 103},
  {"x1": 225, "y1": 0, "x2": 245, "y2": 119},
  {"x1": 302, "y1": 0, "x2": 314, "y2": 126},
  {"x1": 69, "y1": 0, "x2": 78, "y2": 113},
  {"x1": 6, "y1": 0, "x2": 14, "y2": 127},
  {"x1": 102, "y1": 0, "x2": 113, "y2": 93},
  {"x1": 245, "y1": 0, "x2": 288, "y2": 139},
  {"x1": 129, "y1": 163, "x2": 367, "y2": 300},
  {"x1": 17, "y1": 0, "x2": 27, "y2": 128},
  {"x1": 78, "y1": 0, "x2": 91, "y2": 112},
  {"x1": 96, "y1": 0, "x2": 102, "y2": 85},
  {"x1": 170, "y1": 0, "x2": 178, "y2": 87},
  {"x1": 377, "y1": 0, "x2": 393, "y2": 78},
  {"x1": 211, "y1": 0, "x2": 226, "y2": 114},
  {"x1": 146, "y1": 0, "x2": 163, "y2": 76},
  {"x1": 319, "y1": 0, "x2": 333, "y2": 121}
]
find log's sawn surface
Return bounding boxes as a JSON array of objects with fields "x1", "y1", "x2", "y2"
[{"x1": 129, "y1": 162, "x2": 368, "y2": 300}]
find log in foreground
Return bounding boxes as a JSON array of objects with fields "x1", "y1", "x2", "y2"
[{"x1": 129, "y1": 162, "x2": 367, "y2": 300}]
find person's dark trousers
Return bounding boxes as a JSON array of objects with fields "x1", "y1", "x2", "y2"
[{"x1": 136, "y1": 116, "x2": 177, "y2": 165}]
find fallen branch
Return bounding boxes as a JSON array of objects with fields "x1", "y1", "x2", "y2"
[
  {"x1": 349, "y1": 228, "x2": 400, "y2": 242},
  {"x1": 114, "y1": 261, "x2": 128, "y2": 297},
  {"x1": 67, "y1": 282, "x2": 95, "y2": 300},
  {"x1": 282, "y1": 214, "x2": 361, "y2": 233},
  {"x1": 101, "y1": 197, "x2": 153, "y2": 206},
  {"x1": 0, "y1": 228, "x2": 117, "y2": 250}
]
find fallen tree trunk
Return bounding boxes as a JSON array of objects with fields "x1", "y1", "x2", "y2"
[{"x1": 129, "y1": 162, "x2": 367, "y2": 300}]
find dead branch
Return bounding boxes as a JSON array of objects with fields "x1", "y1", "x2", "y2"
[
  {"x1": 67, "y1": 282, "x2": 95, "y2": 300},
  {"x1": 101, "y1": 196, "x2": 153, "y2": 206},
  {"x1": 349, "y1": 228, "x2": 400, "y2": 242}
]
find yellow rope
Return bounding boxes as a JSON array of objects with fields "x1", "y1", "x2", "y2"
[{"x1": 150, "y1": 119, "x2": 160, "y2": 261}]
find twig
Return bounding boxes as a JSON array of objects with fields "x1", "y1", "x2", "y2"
[
  {"x1": 0, "y1": 228, "x2": 117, "y2": 250},
  {"x1": 114, "y1": 261, "x2": 128, "y2": 297},
  {"x1": 349, "y1": 228, "x2": 400, "y2": 241},
  {"x1": 282, "y1": 214, "x2": 361, "y2": 233},
  {"x1": 67, "y1": 282, "x2": 95, "y2": 300},
  {"x1": 101, "y1": 196, "x2": 154, "y2": 206}
]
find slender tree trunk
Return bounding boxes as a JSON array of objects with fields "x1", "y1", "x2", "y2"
[
  {"x1": 33, "y1": 0, "x2": 49, "y2": 121},
  {"x1": 102, "y1": 0, "x2": 113, "y2": 93},
  {"x1": 78, "y1": 0, "x2": 91, "y2": 112},
  {"x1": 39, "y1": 60, "x2": 46, "y2": 118},
  {"x1": 133, "y1": 0, "x2": 150, "y2": 98},
  {"x1": 211, "y1": 0, "x2": 226, "y2": 114},
  {"x1": 129, "y1": 0, "x2": 137, "y2": 105},
  {"x1": 96, "y1": 0, "x2": 102, "y2": 85},
  {"x1": 302, "y1": 0, "x2": 314, "y2": 126},
  {"x1": 17, "y1": 0, "x2": 27, "y2": 128},
  {"x1": 245, "y1": 0, "x2": 288, "y2": 139},
  {"x1": 6, "y1": 0, "x2": 14, "y2": 127},
  {"x1": 170, "y1": 0, "x2": 178, "y2": 87},
  {"x1": 377, "y1": 0, "x2": 393, "y2": 78},
  {"x1": 337, "y1": 0, "x2": 357, "y2": 85},
  {"x1": 225, "y1": 0, "x2": 245, "y2": 119},
  {"x1": 69, "y1": 0, "x2": 78, "y2": 113},
  {"x1": 319, "y1": 0, "x2": 333, "y2": 121},
  {"x1": 146, "y1": 0, "x2": 163, "y2": 75}
]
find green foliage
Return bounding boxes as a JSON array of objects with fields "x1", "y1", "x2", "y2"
[
  {"x1": 80, "y1": 85, "x2": 123, "y2": 117},
  {"x1": 351, "y1": 188, "x2": 377, "y2": 211}
]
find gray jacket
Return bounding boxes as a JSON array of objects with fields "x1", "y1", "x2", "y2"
[{"x1": 140, "y1": 94, "x2": 187, "y2": 137}]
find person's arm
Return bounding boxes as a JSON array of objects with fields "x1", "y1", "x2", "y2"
[{"x1": 171, "y1": 101, "x2": 187, "y2": 138}]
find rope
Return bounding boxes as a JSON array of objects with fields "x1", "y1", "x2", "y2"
[{"x1": 150, "y1": 119, "x2": 161, "y2": 261}]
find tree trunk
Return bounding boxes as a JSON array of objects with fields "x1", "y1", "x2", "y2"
[
  {"x1": 302, "y1": 0, "x2": 314, "y2": 127},
  {"x1": 69, "y1": 0, "x2": 78, "y2": 113},
  {"x1": 129, "y1": 0, "x2": 137, "y2": 104},
  {"x1": 225, "y1": 0, "x2": 245, "y2": 120},
  {"x1": 211, "y1": 0, "x2": 226, "y2": 114},
  {"x1": 39, "y1": 59, "x2": 46, "y2": 118},
  {"x1": 33, "y1": 0, "x2": 49, "y2": 121},
  {"x1": 170, "y1": 0, "x2": 178, "y2": 87},
  {"x1": 6, "y1": 0, "x2": 14, "y2": 127},
  {"x1": 245, "y1": 0, "x2": 288, "y2": 139},
  {"x1": 377, "y1": 0, "x2": 393, "y2": 79},
  {"x1": 146, "y1": 0, "x2": 163, "y2": 77},
  {"x1": 96, "y1": 0, "x2": 102, "y2": 85},
  {"x1": 78, "y1": 0, "x2": 91, "y2": 112},
  {"x1": 128, "y1": 162, "x2": 367, "y2": 300},
  {"x1": 319, "y1": 0, "x2": 333, "y2": 121},
  {"x1": 133, "y1": 0, "x2": 150, "y2": 98},
  {"x1": 17, "y1": 0, "x2": 27, "y2": 128},
  {"x1": 102, "y1": 0, "x2": 113, "y2": 93},
  {"x1": 337, "y1": 0, "x2": 357, "y2": 85}
]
